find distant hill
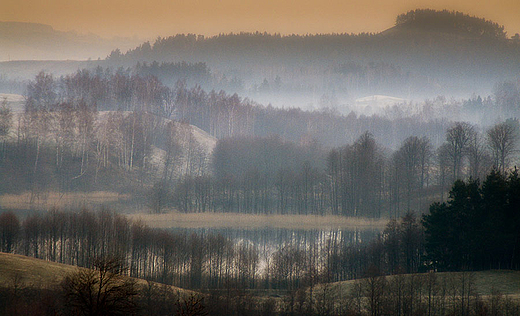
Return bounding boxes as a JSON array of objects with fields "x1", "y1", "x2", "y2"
[
  {"x1": 0, "y1": 21, "x2": 141, "y2": 62},
  {"x1": 2, "y1": 10, "x2": 520, "y2": 103},
  {"x1": 106, "y1": 9, "x2": 519, "y2": 100},
  {"x1": 392, "y1": 9, "x2": 507, "y2": 39}
]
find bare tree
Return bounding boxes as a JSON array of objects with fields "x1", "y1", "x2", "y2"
[
  {"x1": 445, "y1": 122, "x2": 475, "y2": 181},
  {"x1": 176, "y1": 294, "x2": 208, "y2": 316},
  {"x1": 363, "y1": 265, "x2": 387, "y2": 316},
  {"x1": 487, "y1": 121, "x2": 518, "y2": 174},
  {"x1": 62, "y1": 256, "x2": 138, "y2": 316},
  {"x1": 0, "y1": 98, "x2": 12, "y2": 159},
  {"x1": 0, "y1": 211, "x2": 20, "y2": 253},
  {"x1": 393, "y1": 136, "x2": 432, "y2": 212},
  {"x1": 25, "y1": 71, "x2": 56, "y2": 110},
  {"x1": 466, "y1": 130, "x2": 491, "y2": 180}
]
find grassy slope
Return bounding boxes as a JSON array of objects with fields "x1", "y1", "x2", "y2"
[
  {"x1": 0, "y1": 252, "x2": 195, "y2": 296},
  {"x1": 2, "y1": 251, "x2": 518, "y2": 310},
  {"x1": 0, "y1": 252, "x2": 78, "y2": 288},
  {"x1": 315, "y1": 270, "x2": 520, "y2": 300}
]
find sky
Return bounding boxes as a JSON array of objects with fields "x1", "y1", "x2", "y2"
[{"x1": 2, "y1": 0, "x2": 520, "y2": 40}]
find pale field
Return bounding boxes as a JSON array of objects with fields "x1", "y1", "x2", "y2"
[
  {"x1": 1, "y1": 191, "x2": 387, "y2": 230},
  {"x1": 130, "y1": 211, "x2": 388, "y2": 230},
  {"x1": 0, "y1": 191, "x2": 130, "y2": 211}
]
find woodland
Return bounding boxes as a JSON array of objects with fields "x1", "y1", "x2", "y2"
[{"x1": 0, "y1": 9, "x2": 519, "y2": 315}]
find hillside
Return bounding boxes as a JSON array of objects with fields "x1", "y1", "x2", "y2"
[
  {"x1": 0, "y1": 252, "x2": 193, "y2": 295},
  {"x1": 393, "y1": 9, "x2": 507, "y2": 39},
  {"x1": 318, "y1": 270, "x2": 520, "y2": 299},
  {"x1": 4, "y1": 250, "x2": 518, "y2": 302},
  {"x1": 303, "y1": 270, "x2": 520, "y2": 314},
  {"x1": 0, "y1": 252, "x2": 77, "y2": 288},
  {"x1": 109, "y1": 9, "x2": 519, "y2": 99},
  {"x1": 0, "y1": 94, "x2": 217, "y2": 212}
]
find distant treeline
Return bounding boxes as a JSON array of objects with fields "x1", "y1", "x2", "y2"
[
  {"x1": 22, "y1": 69, "x2": 520, "y2": 148},
  {"x1": 104, "y1": 9, "x2": 520, "y2": 100},
  {"x1": 172, "y1": 119, "x2": 519, "y2": 217}
]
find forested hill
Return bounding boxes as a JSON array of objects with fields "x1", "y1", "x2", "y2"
[
  {"x1": 105, "y1": 9, "x2": 520, "y2": 100},
  {"x1": 112, "y1": 9, "x2": 513, "y2": 62},
  {"x1": 2, "y1": 10, "x2": 519, "y2": 101},
  {"x1": 393, "y1": 9, "x2": 507, "y2": 39},
  {"x1": 111, "y1": 20, "x2": 517, "y2": 69}
]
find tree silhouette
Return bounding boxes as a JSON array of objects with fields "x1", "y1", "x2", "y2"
[
  {"x1": 487, "y1": 121, "x2": 518, "y2": 174},
  {"x1": 62, "y1": 257, "x2": 138, "y2": 316}
]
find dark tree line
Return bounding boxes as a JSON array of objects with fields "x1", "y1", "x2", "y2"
[
  {"x1": 423, "y1": 169, "x2": 520, "y2": 271},
  {"x1": 1, "y1": 203, "x2": 519, "y2": 315},
  {"x1": 172, "y1": 118, "x2": 517, "y2": 217},
  {"x1": 171, "y1": 133, "x2": 389, "y2": 216}
]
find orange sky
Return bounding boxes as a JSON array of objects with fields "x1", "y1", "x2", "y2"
[{"x1": 2, "y1": 0, "x2": 520, "y2": 39}]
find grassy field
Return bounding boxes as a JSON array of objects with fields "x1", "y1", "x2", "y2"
[
  {"x1": 130, "y1": 212, "x2": 389, "y2": 230},
  {"x1": 0, "y1": 191, "x2": 131, "y2": 212}
]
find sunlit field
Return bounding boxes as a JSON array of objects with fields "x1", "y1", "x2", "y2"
[{"x1": 130, "y1": 212, "x2": 389, "y2": 230}]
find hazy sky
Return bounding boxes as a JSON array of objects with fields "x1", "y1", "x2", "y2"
[{"x1": 3, "y1": 0, "x2": 520, "y2": 39}]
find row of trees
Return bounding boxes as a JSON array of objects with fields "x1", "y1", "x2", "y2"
[
  {"x1": 172, "y1": 119, "x2": 519, "y2": 217},
  {"x1": 0, "y1": 96, "x2": 210, "y2": 201},
  {"x1": 0, "y1": 208, "x2": 423, "y2": 291},
  {"x1": 26, "y1": 69, "x2": 170, "y2": 113},
  {"x1": 25, "y1": 69, "x2": 520, "y2": 150}
]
